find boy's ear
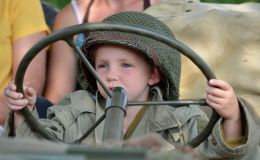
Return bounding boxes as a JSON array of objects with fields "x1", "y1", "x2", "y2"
[{"x1": 148, "y1": 67, "x2": 161, "y2": 86}]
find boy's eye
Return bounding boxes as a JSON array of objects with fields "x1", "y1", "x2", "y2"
[
  {"x1": 96, "y1": 64, "x2": 108, "y2": 68},
  {"x1": 122, "y1": 63, "x2": 132, "y2": 67}
]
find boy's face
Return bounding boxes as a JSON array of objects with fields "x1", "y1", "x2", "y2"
[{"x1": 94, "y1": 44, "x2": 160, "y2": 101}]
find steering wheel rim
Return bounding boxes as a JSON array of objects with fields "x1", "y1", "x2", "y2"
[{"x1": 13, "y1": 23, "x2": 220, "y2": 147}]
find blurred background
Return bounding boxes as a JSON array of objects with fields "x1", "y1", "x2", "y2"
[{"x1": 44, "y1": 0, "x2": 260, "y2": 9}]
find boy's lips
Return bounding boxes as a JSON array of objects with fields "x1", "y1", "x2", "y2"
[{"x1": 108, "y1": 85, "x2": 122, "y2": 91}]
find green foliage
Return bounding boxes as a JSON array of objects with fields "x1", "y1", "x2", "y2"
[
  {"x1": 201, "y1": 0, "x2": 260, "y2": 3},
  {"x1": 44, "y1": 0, "x2": 259, "y2": 9},
  {"x1": 44, "y1": 0, "x2": 70, "y2": 9}
]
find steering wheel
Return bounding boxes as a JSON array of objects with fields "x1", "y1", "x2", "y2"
[{"x1": 13, "y1": 23, "x2": 220, "y2": 148}]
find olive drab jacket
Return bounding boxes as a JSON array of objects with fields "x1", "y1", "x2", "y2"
[{"x1": 3, "y1": 87, "x2": 260, "y2": 159}]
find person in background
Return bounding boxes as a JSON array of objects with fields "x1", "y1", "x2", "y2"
[
  {"x1": 0, "y1": 0, "x2": 49, "y2": 126},
  {"x1": 44, "y1": 0, "x2": 161, "y2": 105},
  {"x1": 3, "y1": 11, "x2": 259, "y2": 159}
]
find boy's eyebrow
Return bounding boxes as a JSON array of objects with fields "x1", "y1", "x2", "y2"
[
  {"x1": 94, "y1": 58, "x2": 106, "y2": 64},
  {"x1": 96, "y1": 57, "x2": 132, "y2": 62}
]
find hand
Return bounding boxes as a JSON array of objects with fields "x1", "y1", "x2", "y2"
[
  {"x1": 206, "y1": 79, "x2": 243, "y2": 140},
  {"x1": 4, "y1": 81, "x2": 36, "y2": 113},
  {"x1": 206, "y1": 79, "x2": 240, "y2": 121}
]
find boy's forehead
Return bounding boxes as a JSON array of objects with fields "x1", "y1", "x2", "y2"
[
  {"x1": 95, "y1": 44, "x2": 147, "y2": 59},
  {"x1": 94, "y1": 44, "x2": 147, "y2": 58}
]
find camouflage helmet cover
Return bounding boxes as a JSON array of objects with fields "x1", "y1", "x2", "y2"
[{"x1": 80, "y1": 11, "x2": 181, "y2": 100}]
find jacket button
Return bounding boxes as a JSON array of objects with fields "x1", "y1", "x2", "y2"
[{"x1": 211, "y1": 138, "x2": 217, "y2": 146}]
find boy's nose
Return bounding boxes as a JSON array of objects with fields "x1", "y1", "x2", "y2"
[{"x1": 106, "y1": 69, "x2": 119, "y2": 81}]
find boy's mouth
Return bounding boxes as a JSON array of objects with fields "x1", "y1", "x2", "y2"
[{"x1": 109, "y1": 85, "x2": 123, "y2": 91}]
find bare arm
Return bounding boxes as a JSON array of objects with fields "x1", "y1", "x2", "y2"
[
  {"x1": 0, "y1": 31, "x2": 47, "y2": 126},
  {"x1": 43, "y1": 5, "x2": 77, "y2": 104},
  {"x1": 12, "y1": 32, "x2": 47, "y2": 95},
  {"x1": 44, "y1": 40, "x2": 77, "y2": 104}
]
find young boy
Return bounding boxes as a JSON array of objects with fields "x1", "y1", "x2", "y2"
[{"x1": 2, "y1": 11, "x2": 258, "y2": 159}]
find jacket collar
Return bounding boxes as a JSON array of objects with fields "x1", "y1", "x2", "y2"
[{"x1": 147, "y1": 86, "x2": 205, "y2": 132}]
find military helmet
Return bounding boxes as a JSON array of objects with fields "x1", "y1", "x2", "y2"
[{"x1": 79, "y1": 11, "x2": 181, "y2": 100}]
